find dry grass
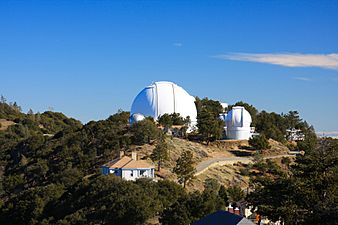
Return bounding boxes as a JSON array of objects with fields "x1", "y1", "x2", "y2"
[
  {"x1": 190, "y1": 163, "x2": 250, "y2": 192},
  {"x1": 263, "y1": 139, "x2": 290, "y2": 156},
  {"x1": 136, "y1": 137, "x2": 242, "y2": 169},
  {"x1": 0, "y1": 119, "x2": 15, "y2": 131},
  {"x1": 126, "y1": 137, "x2": 290, "y2": 192},
  {"x1": 132, "y1": 137, "x2": 250, "y2": 187}
]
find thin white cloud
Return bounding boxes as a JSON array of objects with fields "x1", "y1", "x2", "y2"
[
  {"x1": 215, "y1": 53, "x2": 338, "y2": 70},
  {"x1": 293, "y1": 77, "x2": 312, "y2": 81},
  {"x1": 173, "y1": 42, "x2": 183, "y2": 47}
]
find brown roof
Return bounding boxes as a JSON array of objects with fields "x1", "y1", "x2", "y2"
[{"x1": 103, "y1": 156, "x2": 154, "y2": 169}]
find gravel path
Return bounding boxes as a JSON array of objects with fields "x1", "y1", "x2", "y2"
[{"x1": 195, "y1": 153, "x2": 294, "y2": 176}]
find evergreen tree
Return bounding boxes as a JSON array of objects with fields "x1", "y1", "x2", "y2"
[
  {"x1": 130, "y1": 118, "x2": 159, "y2": 145},
  {"x1": 150, "y1": 134, "x2": 169, "y2": 172},
  {"x1": 158, "y1": 114, "x2": 173, "y2": 128},
  {"x1": 173, "y1": 151, "x2": 196, "y2": 188},
  {"x1": 203, "y1": 178, "x2": 220, "y2": 193},
  {"x1": 195, "y1": 97, "x2": 224, "y2": 144},
  {"x1": 247, "y1": 138, "x2": 338, "y2": 225},
  {"x1": 197, "y1": 109, "x2": 224, "y2": 145},
  {"x1": 218, "y1": 185, "x2": 229, "y2": 205},
  {"x1": 160, "y1": 201, "x2": 191, "y2": 225},
  {"x1": 0, "y1": 95, "x2": 6, "y2": 104},
  {"x1": 170, "y1": 113, "x2": 186, "y2": 125},
  {"x1": 227, "y1": 185, "x2": 245, "y2": 206},
  {"x1": 249, "y1": 134, "x2": 271, "y2": 150}
]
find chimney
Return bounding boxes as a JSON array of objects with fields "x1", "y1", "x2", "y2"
[
  {"x1": 228, "y1": 205, "x2": 234, "y2": 213},
  {"x1": 119, "y1": 151, "x2": 124, "y2": 158},
  {"x1": 132, "y1": 152, "x2": 137, "y2": 160},
  {"x1": 234, "y1": 207, "x2": 240, "y2": 215}
]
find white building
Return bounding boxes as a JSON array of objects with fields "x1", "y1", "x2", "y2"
[
  {"x1": 286, "y1": 128, "x2": 305, "y2": 141},
  {"x1": 101, "y1": 152, "x2": 155, "y2": 181},
  {"x1": 220, "y1": 102, "x2": 229, "y2": 112},
  {"x1": 220, "y1": 106, "x2": 253, "y2": 140},
  {"x1": 129, "y1": 113, "x2": 146, "y2": 124},
  {"x1": 130, "y1": 81, "x2": 197, "y2": 130}
]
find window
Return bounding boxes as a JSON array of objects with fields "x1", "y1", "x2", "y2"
[{"x1": 140, "y1": 170, "x2": 146, "y2": 176}]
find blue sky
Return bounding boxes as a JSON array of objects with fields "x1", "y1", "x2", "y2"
[{"x1": 0, "y1": 0, "x2": 338, "y2": 131}]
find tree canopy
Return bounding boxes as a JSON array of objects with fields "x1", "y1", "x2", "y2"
[
  {"x1": 173, "y1": 150, "x2": 196, "y2": 188},
  {"x1": 150, "y1": 134, "x2": 169, "y2": 171},
  {"x1": 0, "y1": 98, "x2": 327, "y2": 225},
  {"x1": 247, "y1": 138, "x2": 338, "y2": 225},
  {"x1": 195, "y1": 97, "x2": 224, "y2": 144}
]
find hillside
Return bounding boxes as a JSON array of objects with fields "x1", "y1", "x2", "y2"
[
  {"x1": 1, "y1": 100, "x2": 328, "y2": 225},
  {"x1": 0, "y1": 119, "x2": 15, "y2": 131},
  {"x1": 134, "y1": 137, "x2": 291, "y2": 193},
  {"x1": 135, "y1": 137, "x2": 239, "y2": 180}
]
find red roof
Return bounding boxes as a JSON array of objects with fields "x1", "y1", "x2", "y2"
[{"x1": 103, "y1": 156, "x2": 154, "y2": 169}]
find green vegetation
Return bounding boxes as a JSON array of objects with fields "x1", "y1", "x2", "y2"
[
  {"x1": 248, "y1": 135, "x2": 271, "y2": 150},
  {"x1": 0, "y1": 100, "x2": 164, "y2": 224},
  {"x1": 195, "y1": 97, "x2": 224, "y2": 145},
  {"x1": 255, "y1": 110, "x2": 314, "y2": 143},
  {"x1": 0, "y1": 95, "x2": 23, "y2": 120},
  {"x1": 150, "y1": 134, "x2": 169, "y2": 172},
  {"x1": 158, "y1": 113, "x2": 173, "y2": 128},
  {"x1": 158, "y1": 113, "x2": 189, "y2": 128},
  {"x1": 0, "y1": 100, "x2": 221, "y2": 225},
  {"x1": 227, "y1": 184, "x2": 245, "y2": 206},
  {"x1": 195, "y1": 99, "x2": 315, "y2": 146},
  {"x1": 130, "y1": 117, "x2": 159, "y2": 145},
  {"x1": 157, "y1": 113, "x2": 191, "y2": 138},
  {"x1": 160, "y1": 180, "x2": 226, "y2": 225},
  {"x1": 1, "y1": 98, "x2": 334, "y2": 225},
  {"x1": 247, "y1": 138, "x2": 338, "y2": 225},
  {"x1": 173, "y1": 150, "x2": 196, "y2": 188}
]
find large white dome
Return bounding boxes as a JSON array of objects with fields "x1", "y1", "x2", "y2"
[
  {"x1": 226, "y1": 106, "x2": 252, "y2": 140},
  {"x1": 130, "y1": 81, "x2": 197, "y2": 125}
]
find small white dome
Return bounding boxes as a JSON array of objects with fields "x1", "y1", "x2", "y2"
[
  {"x1": 220, "y1": 102, "x2": 228, "y2": 112},
  {"x1": 129, "y1": 113, "x2": 146, "y2": 124},
  {"x1": 226, "y1": 106, "x2": 252, "y2": 140},
  {"x1": 130, "y1": 81, "x2": 197, "y2": 126},
  {"x1": 219, "y1": 113, "x2": 227, "y2": 122}
]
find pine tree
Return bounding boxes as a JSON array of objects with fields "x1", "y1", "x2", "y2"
[
  {"x1": 173, "y1": 151, "x2": 196, "y2": 188},
  {"x1": 158, "y1": 114, "x2": 173, "y2": 129},
  {"x1": 150, "y1": 134, "x2": 169, "y2": 172},
  {"x1": 247, "y1": 138, "x2": 338, "y2": 225},
  {"x1": 0, "y1": 95, "x2": 6, "y2": 103},
  {"x1": 196, "y1": 98, "x2": 224, "y2": 145}
]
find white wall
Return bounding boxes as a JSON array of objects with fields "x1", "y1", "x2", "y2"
[
  {"x1": 121, "y1": 168, "x2": 154, "y2": 181},
  {"x1": 227, "y1": 127, "x2": 252, "y2": 140}
]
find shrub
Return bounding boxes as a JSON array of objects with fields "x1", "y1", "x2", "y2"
[{"x1": 249, "y1": 135, "x2": 271, "y2": 150}]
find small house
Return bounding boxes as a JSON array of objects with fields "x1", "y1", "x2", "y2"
[
  {"x1": 192, "y1": 210, "x2": 255, "y2": 225},
  {"x1": 101, "y1": 152, "x2": 155, "y2": 181}
]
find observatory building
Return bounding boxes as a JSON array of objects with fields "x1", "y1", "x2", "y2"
[
  {"x1": 129, "y1": 113, "x2": 146, "y2": 124},
  {"x1": 130, "y1": 81, "x2": 197, "y2": 128},
  {"x1": 130, "y1": 81, "x2": 253, "y2": 140},
  {"x1": 220, "y1": 106, "x2": 253, "y2": 140}
]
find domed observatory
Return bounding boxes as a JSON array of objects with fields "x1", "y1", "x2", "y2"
[
  {"x1": 226, "y1": 106, "x2": 252, "y2": 140},
  {"x1": 129, "y1": 113, "x2": 146, "y2": 124},
  {"x1": 130, "y1": 81, "x2": 197, "y2": 130}
]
